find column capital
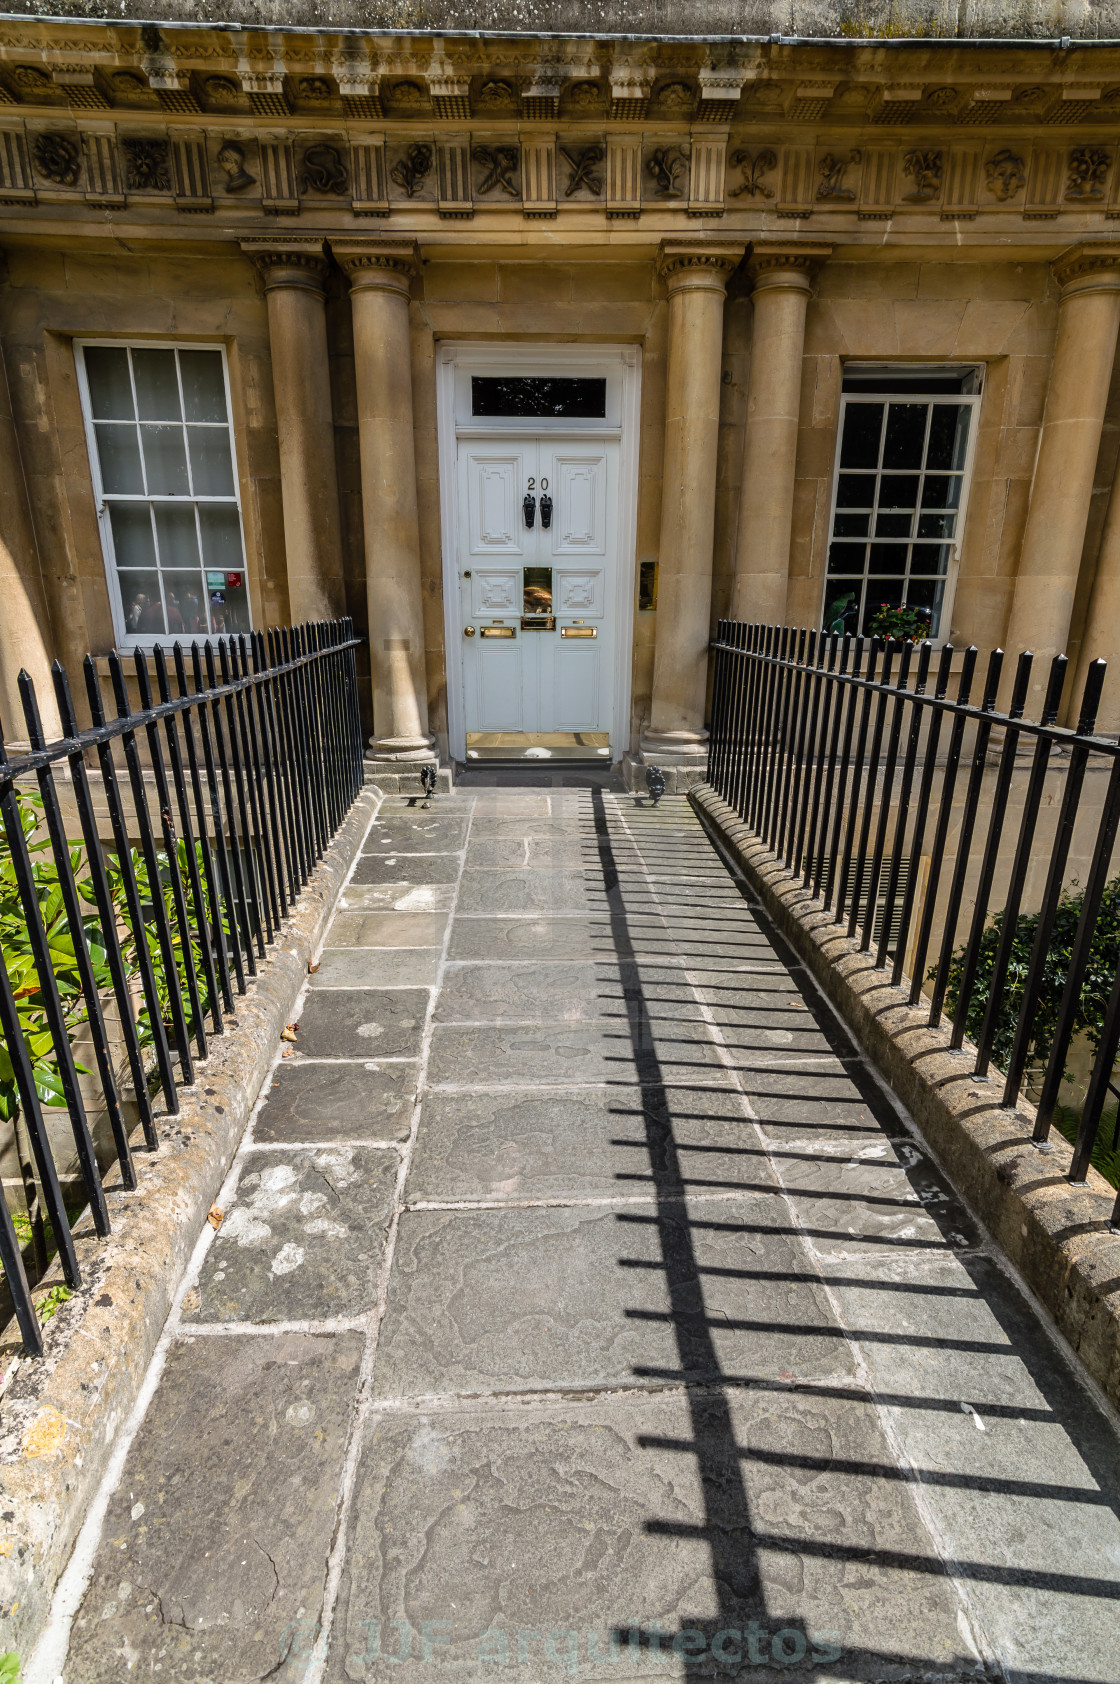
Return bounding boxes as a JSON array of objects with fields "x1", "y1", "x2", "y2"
[
  {"x1": 746, "y1": 241, "x2": 833, "y2": 293},
  {"x1": 657, "y1": 239, "x2": 745, "y2": 296},
  {"x1": 1052, "y1": 243, "x2": 1120, "y2": 298},
  {"x1": 240, "y1": 237, "x2": 329, "y2": 294},
  {"x1": 330, "y1": 238, "x2": 419, "y2": 296}
]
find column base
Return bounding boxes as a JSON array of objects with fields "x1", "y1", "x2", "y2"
[
  {"x1": 621, "y1": 752, "x2": 708, "y2": 796},
  {"x1": 363, "y1": 756, "x2": 455, "y2": 797},
  {"x1": 367, "y1": 733, "x2": 437, "y2": 763}
]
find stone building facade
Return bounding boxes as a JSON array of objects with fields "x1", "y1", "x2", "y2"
[{"x1": 3, "y1": 1, "x2": 1120, "y2": 780}]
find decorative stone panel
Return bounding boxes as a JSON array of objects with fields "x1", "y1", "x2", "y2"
[
  {"x1": 241, "y1": 72, "x2": 293, "y2": 119},
  {"x1": 259, "y1": 138, "x2": 299, "y2": 213},
  {"x1": 351, "y1": 137, "x2": 389, "y2": 214},
  {"x1": 1024, "y1": 146, "x2": 1064, "y2": 219},
  {"x1": 83, "y1": 132, "x2": 123, "y2": 206},
  {"x1": 941, "y1": 146, "x2": 982, "y2": 218},
  {"x1": 171, "y1": 133, "x2": 212, "y2": 211},
  {"x1": 869, "y1": 85, "x2": 922, "y2": 124},
  {"x1": 958, "y1": 86, "x2": 1012, "y2": 125},
  {"x1": 429, "y1": 77, "x2": 469, "y2": 120},
  {"x1": 776, "y1": 146, "x2": 814, "y2": 217},
  {"x1": 0, "y1": 128, "x2": 35, "y2": 203},
  {"x1": 437, "y1": 136, "x2": 472, "y2": 218},
  {"x1": 1041, "y1": 85, "x2": 1102, "y2": 124},
  {"x1": 609, "y1": 60, "x2": 654, "y2": 121},
  {"x1": 787, "y1": 81, "x2": 839, "y2": 120},
  {"x1": 605, "y1": 134, "x2": 641, "y2": 217},
  {"x1": 858, "y1": 148, "x2": 896, "y2": 218},
  {"x1": 521, "y1": 135, "x2": 556, "y2": 216},
  {"x1": 696, "y1": 65, "x2": 747, "y2": 123},
  {"x1": 687, "y1": 132, "x2": 726, "y2": 216}
]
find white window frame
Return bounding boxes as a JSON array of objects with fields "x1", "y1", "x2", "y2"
[
  {"x1": 74, "y1": 339, "x2": 250, "y2": 650},
  {"x1": 822, "y1": 368, "x2": 983, "y2": 646}
]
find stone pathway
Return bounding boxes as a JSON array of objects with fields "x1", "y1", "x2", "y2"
[{"x1": 38, "y1": 779, "x2": 1120, "y2": 1683}]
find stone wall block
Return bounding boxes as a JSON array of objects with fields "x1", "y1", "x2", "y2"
[
  {"x1": 259, "y1": 138, "x2": 299, "y2": 214},
  {"x1": 521, "y1": 134, "x2": 556, "y2": 218},
  {"x1": 82, "y1": 131, "x2": 124, "y2": 207},
  {"x1": 436, "y1": 135, "x2": 472, "y2": 218},
  {"x1": 687, "y1": 131, "x2": 727, "y2": 216},
  {"x1": 941, "y1": 146, "x2": 981, "y2": 219},
  {"x1": 350, "y1": 137, "x2": 388, "y2": 215},
  {"x1": 171, "y1": 132, "x2": 212, "y2": 211},
  {"x1": 0, "y1": 126, "x2": 34, "y2": 204},
  {"x1": 606, "y1": 134, "x2": 641, "y2": 217},
  {"x1": 1024, "y1": 146, "x2": 1064, "y2": 219},
  {"x1": 776, "y1": 145, "x2": 813, "y2": 217}
]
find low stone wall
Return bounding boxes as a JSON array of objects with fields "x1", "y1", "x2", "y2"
[
  {"x1": 691, "y1": 783, "x2": 1120, "y2": 1414},
  {"x1": 0, "y1": 786, "x2": 379, "y2": 1663}
]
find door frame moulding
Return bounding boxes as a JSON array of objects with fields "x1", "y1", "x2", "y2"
[{"x1": 435, "y1": 340, "x2": 642, "y2": 765}]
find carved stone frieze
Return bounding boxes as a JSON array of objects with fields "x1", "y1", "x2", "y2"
[
  {"x1": 728, "y1": 147, "x2": 776, "y2": 197},
  {"x1": 31, "y1": 130, "x2": 79, "y2": 184},
  {"x1": 984, "y1": 148, "x2": 1025, "y2": 201},
  {"x1": 902, "y1": 148, "x2": 942, "y2": 202},
  {"x1": 1066, "y1": 147, "x2": 1111, "y2": 201},
  {"x1": 300, "y1": 141, "x2": 348, "y2": 195},
  {"x1": 560, "y1": 142, "x2": 604, "y2": 197},
  {"x1": 122, "y1": 136, "x2": 170, "y2": 191}
]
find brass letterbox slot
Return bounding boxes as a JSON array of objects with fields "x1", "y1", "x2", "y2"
[
  {"x1": 561, "y1": 625, "x2": 596, "y2": 638},
  {"x1": 481, "y1": 625, "x2": 516, "y2": 639},
  {"x1": 520, "y1": 615, "x2": 556, "y2": 631}
]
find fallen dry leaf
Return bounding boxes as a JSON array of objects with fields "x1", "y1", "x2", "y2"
[
  {"x1": 280, "y1": 1026, "x2": 298, "y2": 1043},
  {"x1": 308, "y1": 962, "x2": 320, "y2": 974},
  {"x1": 281, "y1": 1046, "x2": 294, "y2": 1058},
  {"x1": 207, "y1": 1204, "x2": 223, "y2": 1230}
]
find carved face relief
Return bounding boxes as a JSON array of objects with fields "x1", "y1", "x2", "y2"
[
  {"x1": 217, "y1": 140, "x2": 255, "y2": 193},
  {"x1": 13, "y1": 65, "x2": 52, "y2": 92},
  {"x1": 656, "y1": 80, "x2": 692, "y2": 110},
  {"x1": 984, "y1": 148, "x2": 1026, "y2": 202},
  {"x1": 728, "y1": 147, "x2": 776, "y2": 199},
  {"x1": 32, "y1": 132, "x2": 80, "y2": 186},
  {"x1": 122, "y1": 138, "x2": 171, "y2": 192},
  {"x1": 565, "y1": 81, "x2": 601, "y2": 109},
  {"x1": 388, "y1": 80, "x2": 424, "y2": 107},
  {"x1": 301, "y1": 142, "x2": 348, "y2": 195},
  {"x1": 298, "y1": 77, "x2": 332, "y2": 103}
]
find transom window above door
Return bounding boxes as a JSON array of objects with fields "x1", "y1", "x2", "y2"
[
  {"x1": 76, "y1": 342, "x2": 250, "y2": 646},
  {"x1": 823, "y1": 364, "x2": 982, "y2": 641}
]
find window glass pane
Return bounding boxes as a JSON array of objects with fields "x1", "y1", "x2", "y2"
[
  {"x1": 108, "y1": 503, "x2": 156, "y2": 567},
  {"x1": 163, "y1": 572, "x2": 208, "y2": 636},
  {"x1": 206, "y1": 571, "x2": 250, "y2": 635},
  {"x1": 198, "y1": 505, "x2": 243, "y2": 572},
  {"x1": 117, "y1": 570, "x2": 165, "y2": 636},
  {"x1": 839, "y1": 404, "x2": 883, "y2": 469},
  {"x1": 95, "y1": 424, "x2": 144, "y2": 493},
  {"x1": 882, "y1": 404, "x2": 927, "y2": 470},
  {"x1": 187, "y1": 427, "x2": 235, "y2": 496},
  {"x1": 141, "y1": 425, "x2": 189, "y2": 495},
  {"x1": 132, "y1": 348, "x2": 182, "y2": 421},
  {"x1": 828, "y1": 541, "x2": 866, "y2": 575},
  {"x1": 910, "y1": 544, "x2": 951, "y2": 575},
  {"x1": 875, "y1": 512, "x2": 912, "y2": 538},
  {"x1": 471, "y1": 376, "x2": 606, "y2": 418},
  {"x1": 926, "y1": 405, "x2": 970, "y2": 471},
  {"x1": 180, "y1": 350, "x2": 227, "y2": 423},
  {"x1": 835, "y1": 473, "x2": 874, "y2": 508},
  {"x1": 878, "y1": 475, "x2": 920, "y2": 509},
  {"x1": 85, "y1": 347, "x2": 134, "y2": 420},
  {"x1": 154, "y1": 504, "x2": 200, "y2": 568},
  {"x1": 906, "y1": 578, "x2": 944, "y2": 622},
  {"x1": 867, "y1": 544, "x2": 908, "y2": 576},
  {"x1": 833, "y1": 512, "x2": 869, "y2": 537},
  {"x1": 917, "y1": 512, "x2": 956, "y2": 540},
  {"x1": 921, "y1": 474, "x2": 962, "y2": 510},
  {"x1": 824, "y1": 587, "x2": 860, "y2": 633}
]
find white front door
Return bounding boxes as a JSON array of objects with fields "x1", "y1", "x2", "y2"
[{"x1": 456, "y1": 434, "x2": 619, "y2": 760}]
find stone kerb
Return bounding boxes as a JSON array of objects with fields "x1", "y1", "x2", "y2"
[
  {"x1": 0, "y1": 785, "x2": 380, "y2": 1664},
  {"x1": 690, "y1": 781, "x2": 1120, "y2": 1414}
]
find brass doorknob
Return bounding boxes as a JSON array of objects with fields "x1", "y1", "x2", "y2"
[{"x1": 464, "y1": 625, "x2": 476, "y2": 637}]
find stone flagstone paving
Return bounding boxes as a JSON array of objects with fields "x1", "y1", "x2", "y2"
[{"x1": 48, "y1": 778, "x2": 1120, "y2": 1684}]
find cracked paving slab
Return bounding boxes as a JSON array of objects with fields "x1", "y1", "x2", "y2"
[{"x1": 50, "y1": 781, "x2": 1120, "y2": 1684}]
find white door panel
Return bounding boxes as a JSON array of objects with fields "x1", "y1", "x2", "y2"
[
  {"x1": 466, "y1": 453, "x2": 526, "y2": 555},
  {"x1": 471, "y1": 570, "x2": 520, "y2": 615},
  {"x1": 555, "y1": 569, "x2": 603, "y2": 616},
  {"x1": 554, "y1": 645, "x2": 600, "y2": 730},
  {"x1": 477, "y1": 643, "x2": 522, "y2": 731}
]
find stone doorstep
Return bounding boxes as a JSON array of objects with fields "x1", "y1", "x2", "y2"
[
  {"x1": 0, "y1": 786, "x2": 382, "y2": 1664},
  {"x1": 690, "y1": 783, "x2": 1120, "y2": 1417},
  {"x1": 364, "y1": 761, "x2": 456, "y2": 796}
]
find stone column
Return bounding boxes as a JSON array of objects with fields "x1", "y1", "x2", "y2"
[
  {"x1": 242, "y1": 238, "x2": 345, "y2": 625},
  {"x1": 0, "y1": 348, "x2": 59, "y2": 748},
  {"x1": 1003, "y1": 244, "x2": 1120, "y2": 713},
  {"x1": 640, "y1": 241, "x2": 745, "y2": 772},
  {"x1": 331, "y1": 239, "x2": 434, "y2": 763},
  {"x1": 731, "y1": 243, "x2": 831, "y2": 625},
  {"x1": 1072, "y1": 465, "x2": 1120, "y2": 735}
]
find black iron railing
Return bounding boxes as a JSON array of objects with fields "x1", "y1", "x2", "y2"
[
  {"x1": 708, "y1": 622, "x2": 1120, "y2": 1226},
  {"x1": 0, "y1": 620, "x2": 363, "y2": 1354}
]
